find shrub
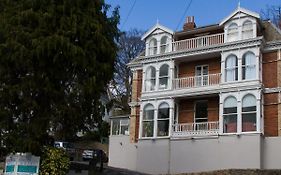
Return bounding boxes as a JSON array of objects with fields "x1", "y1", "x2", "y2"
[{"x1": 39, "y1": 147, "x2": 70, "y2": 175}]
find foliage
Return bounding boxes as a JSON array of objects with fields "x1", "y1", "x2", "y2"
[
  {"x1": 261, "y1": 5, "x2": 281, "y2": 29},
  {"x1": 108, "y1": 29, "x2": 144, "y2": 112},
  {"x1": 0, "y1": 0, "x2": 119, "y2": 155},
  {"x1": 39, "y1": 147, "x2": 70, "y2": 175}
]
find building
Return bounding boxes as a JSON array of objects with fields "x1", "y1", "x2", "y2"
[{"x1": 109, "y1": 6, "x2": 281, "y2": 174}]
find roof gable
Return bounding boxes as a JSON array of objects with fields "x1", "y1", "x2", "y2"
[
  {"x1": 141, "y1": 23, "x2": 173, "y2": 40},
  {"x1": 220, "y1": 7, "x2": 260, "y2": 26}
]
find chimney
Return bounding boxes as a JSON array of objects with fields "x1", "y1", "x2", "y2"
[{"x1": 183, "y1": 16, "x2": 196, "y2": 31}]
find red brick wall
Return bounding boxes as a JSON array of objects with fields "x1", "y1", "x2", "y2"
[
  {"x1": 264, "y1": 93, "x2": 278, "y2": 136},
  {"x1": 263, "y1": 52, "x2": 277, "y2": 88},
  {"x1": 178, "y1": 96, "x2": 219, "y2": 123},
  {"x1": 178, "y1": 57, "x2": 221, "y2": 78},
  {"x1": 136, "y1": 70, "x2": 143, "y2": 99}
]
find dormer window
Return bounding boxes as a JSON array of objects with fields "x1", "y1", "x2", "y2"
[
  {"x1": 160, "y1": 36, "x2": 168, "y2": 54},
  {"x1": 227, "y1": 23, "x2": 238, "y2": 42},
  {"x1": 149, "y1": 38, "x2": 157, "y2": 55},
  {"x1": 242, "y1": 20, "x2": 253, "y2": 39}
]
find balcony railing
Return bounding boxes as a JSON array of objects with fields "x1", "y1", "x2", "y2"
[
  {"x1": 173, "y1": 73, "x2": 221, "y2": 89},
  {"x1": 172, "y1": 121, "x2": 219, "y2": 137},
  {"x1": 172, "y1": 33, "x2": 224, "y2": 52}
]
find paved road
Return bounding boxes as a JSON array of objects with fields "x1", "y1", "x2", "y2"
[{"x1": 68, "y1": 161, "x2": 148, "y2": 175}]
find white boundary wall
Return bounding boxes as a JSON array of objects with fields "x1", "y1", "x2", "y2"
[{"x1": 109, "y1": 135, "x2": 281, "y2": 174}]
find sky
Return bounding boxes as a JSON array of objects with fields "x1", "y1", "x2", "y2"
[{"x1": 105, "y1": 0, "x2": 280, "y2": 32}]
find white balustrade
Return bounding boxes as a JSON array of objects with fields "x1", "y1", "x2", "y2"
[
  {"x1": 172, "y1": 33, "x2": 224, "y2": 51},
  {"x1": 172, "y1": 121, "x2": 219, "y2": 137},
  {"x1": 173, "y1": 73, "x2": 221, "y2": 89}
]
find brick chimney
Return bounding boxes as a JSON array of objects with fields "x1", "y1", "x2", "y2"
[{"x1": 183, "y1": 16, "x2": 196, "y2": 31}]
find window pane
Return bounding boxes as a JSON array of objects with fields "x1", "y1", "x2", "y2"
[
  {"x1": 158, "y1": 108, "x2": 169, "y2": 119},
  {"x1": 223, "y1": 114, "x2": 237, "y2": 133},
  {"x1": 224, "y1": 97, "x2": 237, "y2": 108},
  {"x1": 242, "y1": 95, "x2": 256, "y2": 109},
  {"x1": 195, "y1": 101, "x2": 208, "y2": 122},
  {"x1": 159, "y1": 77, "x2": 168, "y2": 89},
  {"x1": 142, "y1": 121, "x2": 154, "y2": 137},
  {"x1": 112, "y1": 120, "x2": 120, "y2": 135},
  {"x1": 160, "y1": 64, "x2": 169, "y2": 76},
  {"x1": 121, "y1": 125, "x2": 129, "y2": 135},
  {"x1": 242, "y1": 113, "x2": 256, "y2": 132},
  {"x1": 143, "y1": 109, "x2": 154, "y2": 120},
  {"x1": 157, "y1": 120, "x2": 169, "y2": 136},
  {"x1": 224, "y1": 107, "x2": 237, "y2": 114}
]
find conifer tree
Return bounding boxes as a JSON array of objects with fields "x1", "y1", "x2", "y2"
[{"x1": 0, "y1": 0, "x2": 119, "y2": 155}]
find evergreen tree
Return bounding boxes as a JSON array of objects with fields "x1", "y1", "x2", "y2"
[{"x1": 0, "y1": 0, "x2": 119, "y2": 155}]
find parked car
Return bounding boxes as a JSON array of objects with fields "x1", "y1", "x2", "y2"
[
  {"x1": 82, "y1": 149, "x2": 108, "y2": 163},
  {"x1": 54, "y1": 141, "x2": 75, "y2": 161}
]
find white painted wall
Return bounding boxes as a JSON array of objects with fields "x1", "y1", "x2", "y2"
[
  {"x1": 170, "y1": 135, "x2": 261, "y2": 174},
  {"x1": 263, "y1": 137, "x2": 281, "y2": 169},
  {"x1": 108, "y1": 136, "x2": 137, "y2": 170},
  {"x1": 136, "y1": 139, "x2": 170, "y2": 174},
  {"x1": 109, "y1": 135, "x2": 281, "y2": 174}
]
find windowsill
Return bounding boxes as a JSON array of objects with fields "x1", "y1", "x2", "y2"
[
  {"x1": 221, "y1": 79, "x2": 260, "y2": 85},
  {"x1": 221, "y1": 131, "x2": 261, "y2": 136},
  {"x1": 142, "y1": 88, "x2": 172, "y2": 93},
  {"x1": 110, "y1": 134, "x2": 130, "y2": 137}
]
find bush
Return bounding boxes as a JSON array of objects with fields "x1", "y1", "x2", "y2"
[{"x1": 39, "y1": 147, "x2": 70, "y2": 175}]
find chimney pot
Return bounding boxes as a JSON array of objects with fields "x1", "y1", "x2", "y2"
[{"x1": 183, "y1": 16, "x2": 196, "y2": 31}]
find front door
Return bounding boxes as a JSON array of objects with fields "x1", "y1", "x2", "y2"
[{"x1": 195, "y1": 65, "x2": 208, "y2": 86}]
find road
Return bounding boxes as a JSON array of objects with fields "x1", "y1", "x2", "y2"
[{"x1": 68, "y1": 161, "x2": 147, "y2": 175}]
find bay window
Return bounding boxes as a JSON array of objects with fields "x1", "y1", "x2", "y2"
[
  {"x1": 142, "y1": 104, "x2": 154, "y2": 137},
  {"x1": 145, "y1": 66, "x2": 156, "y2": 91},
  {"x1": 225, "y1": 55, "x2": 238, "y2": 82},
  {"x1": 242, "y1": 52, "x2": 256, "y2": 80},
  {"x1": 242, "y1": 94, "x2": 256, "y2": 132},
  {"x1": 159, "y1": 64, "x2": 169, "y2": 90},
  {"x1": 223, "y1": 96, "x2": 237, "y2": 133},
  {"x1": 157, "y1": 103, "x2": 169, "y2": 136}
]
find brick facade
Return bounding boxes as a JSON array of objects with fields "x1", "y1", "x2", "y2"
[
  {"x1": 178, "y1": 57, "x2": 221, "y2": 78},
  {"x1": 178, "y1": 96, "x2": 219, "y2": 123},
  {"x1": 130, "y1": 70, "x2": 142, "y2": 142}
]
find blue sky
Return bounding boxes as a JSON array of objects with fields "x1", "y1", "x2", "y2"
[{"x1": 105, "y1": 0, "x2": 280, "y2": 32}]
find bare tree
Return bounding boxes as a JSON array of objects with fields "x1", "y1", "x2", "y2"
[
  {"x1": 108, "y1": 29, "x2": 145, "y2": 112},
  {"x1": 261, "y1": 5, "x2": 281, "y2": 29}
]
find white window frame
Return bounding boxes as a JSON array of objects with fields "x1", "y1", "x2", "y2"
[
  {"x1": 157, "y1": 102, "x2": 170, "y2": 137},
  {"x1": 111, "y1": 118, "x2": 130, "y2": 136},
  {"x1": 160, "y1": 36, "x2": 168, "y2": 54},
  {"x1": 242, "y1": 52, "x2": 256, "y2": 80},
  {"x1": 149, "y1": 38, "x2": 157, "y2": 55},
  {"x1": 225, "y1": 55, "x2": 238, "y2": 82},
  {"x1": 223, "y1": 96, "x2": 238, "y2": 133},
  {"x1": 195, "y1": 65, "x2": 209, "y2": 86},
  {"x1": 242, "y1": 20, "x2": 253, "y2": 40},
  {"x1": 227, "y1": 23, "x2": 238, "y2": 42},
  {"x1": 242, "y1": 94, "x2": 257, "y2": 132},
  {"x1": 145, "y1": 66, "x2": 156, "y2": 91},
  {"x1": 159, "y1": 64, "x2": 169, "y2": 90},
  {"x1": 142, "y1": 104, "x2": 155, "y2": 138}
]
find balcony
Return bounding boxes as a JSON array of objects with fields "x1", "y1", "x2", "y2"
[
  {"x1": 172, "y1": 33, "x2": 224, "y2": 52},
  {"x1": 173, "y1": 73, "x2": 221, "y2": 89},
  {"x1": 172, "y1": 121, "x2": 219, "y2": 138}
]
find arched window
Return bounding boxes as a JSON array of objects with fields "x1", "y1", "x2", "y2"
[
  {"x1": 242, "y1": 52, "x2": 256, "y2": 80},
  {"x1": 157, "y1": 102, "x2": 170, "y2": 136},
  {"x1": 227, "y1": 23, "x2": 238, "y2": 42},
  {"x1": 242, "y1": 20, "x2": 253, "y2": 39},
  {"x1": 145, "y1": 66, "x2": 156, "y2": 91},
  {"x1": 225, "y1": 55, "x2": 238, "y2": 82},
  {"x1": 160, "y1": 36, "x2": 168, "y2": 53},
  {"x1": 142, "y1": 104, "x2": 154, "y2": 137},
  {"x1": 223, "y1": 96, "x2": 237, "y2": 133},
  {"x1": 159, "y1": 64, "x2": 169, "y2": 90},
  {"x1": 149, "y1": 38, "x2": 157, "y2": 55},
  {"x1": 242, "y1": 94, "x2": 256, "y2": 132}
]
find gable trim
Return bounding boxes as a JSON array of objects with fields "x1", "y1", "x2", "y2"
[{"x1": 141, "y1": 23, "x2": 173, "y2": 40}]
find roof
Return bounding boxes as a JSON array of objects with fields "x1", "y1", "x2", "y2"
[
  {"x1": 220, "y1": 7, "x2": 260, "y2": 26},
  {"x1": 141, "y1": 22, "x2": 174, "y2": 40}
]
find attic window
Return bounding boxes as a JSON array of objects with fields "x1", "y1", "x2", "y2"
[
  {"x1": 227, "y1": 23, "x2": 238, "y2": 42},
  {"x1": 160, "y1": 36, "x2": 168, "y2": 53},
  {"x1": 242, "y1": 20, "x2": 253, "y2": 39},
  {"x1": 149, "y1": 38, "x2": 157, "y2": 55}
]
